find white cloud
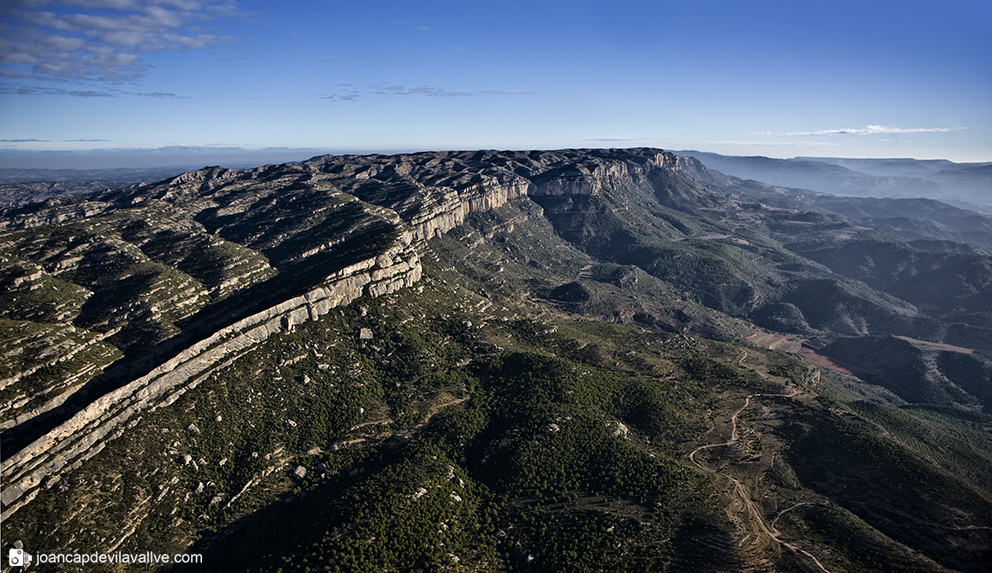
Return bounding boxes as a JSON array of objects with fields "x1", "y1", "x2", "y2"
[
  {"x1": 0, "y1": 0, "x2": 242, "y2": 83},
  {"x1": 714, "y1": 140, "x2": 840, "y2": 147},
  {"x1": 783, "y1": 124, "x2": 965, "y2": 136}
]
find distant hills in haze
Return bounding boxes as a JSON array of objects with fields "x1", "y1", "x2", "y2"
[
  {"x1": 3, "y1": 148, "x2": 988, "y2": 212},
  {"x1": 0, "y1": 147, "x2": 341, "y2": 206},
  {"x1": 678, "y1": 150, "x2": 992, "y2": 213}
]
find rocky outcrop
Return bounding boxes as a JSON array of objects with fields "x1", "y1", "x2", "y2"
[
  {"x1": 0, "y1": 199, "x2": 118, "y2": 231},
  {"x1": 304, "y1": 148, "x2": 681, "y2": 243},
  {"x1": 1, "y1": 147, "x2": 692, "y2": 520},
  {"x1": 0, "y1": 229, "x2": 420, "y2": 520},
  {"x1": 401, "y1": 177, "x2": 533, "y2": 242},
  {"x1": 0, "y1": 323, "x2": 121, "y2": 430}
]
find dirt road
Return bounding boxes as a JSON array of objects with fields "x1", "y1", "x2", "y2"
[{"x1": 688, "y1": 390, "x2": 832, "y2": 573}]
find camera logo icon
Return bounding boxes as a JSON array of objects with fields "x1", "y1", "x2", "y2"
[{"x1": 8, "y1": 548, "x2": 32, "y2": 567}]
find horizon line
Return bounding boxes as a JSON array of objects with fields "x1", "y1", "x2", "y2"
[{"x1": 1, "y1": 145, "x2": 987, "y2": 171}]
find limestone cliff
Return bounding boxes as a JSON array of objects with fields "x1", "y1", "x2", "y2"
[
  {"x1": 1, "y1": 148, "x2": 691, "y2": 520},
  {"x1": 3, "y1": 148, "x2": 991, "y2": 573}
]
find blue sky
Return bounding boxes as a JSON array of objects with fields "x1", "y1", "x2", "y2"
[{"x1": 1, "y1": 0, "x2": 990, "y2": 168}]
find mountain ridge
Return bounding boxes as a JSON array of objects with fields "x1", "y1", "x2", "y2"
[{"x1": 2, "y1": 148, "x2": 991, "y2": 572}]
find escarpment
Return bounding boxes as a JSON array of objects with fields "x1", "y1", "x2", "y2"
[
  {"x1": 4, "y1": 148, "x2": 992, "y2": 573},
  {"x1": 0, "y1": 232, "x2": 420, "y2": 520},
  {"x1": 1, "y1": 148, "x2": 691, "y2": 520},
  {"x1": 0, "y1": 200, "x2": 420, "y2": 520}
]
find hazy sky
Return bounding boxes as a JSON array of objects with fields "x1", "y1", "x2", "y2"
[{"x1": 1, "y1": 0, "x2": 990, "y2": 168}]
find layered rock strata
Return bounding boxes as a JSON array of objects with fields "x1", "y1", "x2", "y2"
[
  {"x1": 0, "y1": 148, "x2": 688, "y2": 520},
  {"x1": 0, "y1": 231, "x2": 420, "y2": 520}
]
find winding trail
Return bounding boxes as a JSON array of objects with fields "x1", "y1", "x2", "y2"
[
  {"x1": 688, "y1": 388, "x2": 832, "y2": 573},
  {"x1": 771, "y1": 502, "x2": 819, "y2": 530}
]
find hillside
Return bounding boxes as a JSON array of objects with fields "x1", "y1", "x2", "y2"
[{"x1": 2, "y1": 148, "x2": 991, "y2": 572}]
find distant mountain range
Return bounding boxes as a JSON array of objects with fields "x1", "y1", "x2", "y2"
[
  {"x1": 678, "y1": 150, "x2": 992, "y2": 213},
  {"x1": 0, "y1": 146, "x2": 347, "y2": 171}
]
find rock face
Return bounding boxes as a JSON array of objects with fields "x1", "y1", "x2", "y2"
[
  {"x1": 0, "y1": 230, "x2": 421, "y2": 519},
  {"x1": 13, "y1": 146, "x2": 983, "y2": 523},
  {"x1": 3, "y1": 148, "x2": 992, "y2": 573},
  {"x1": 0, "y1": 148, "x2": 688, "y2": 520}
]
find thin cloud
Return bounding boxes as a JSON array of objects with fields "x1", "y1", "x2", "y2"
[
  {"x1": 717, "y1": 140, "x2": 840, "y2": 147},
  {"x1": 320, "y1": 93, "x2": 359, "y2": 102},
  {"x1": 0, "y1": 83, "x2": 116, "y2": 97},
  {"x1": 0, "y1": 82, "x2": 186, "y2": 98},
  {"x1": 321, "y1": 84, "x2": 361, "y2": 101},
  {"x1": 0, "y1": 0, "x2": 243, "y2": 83},
  {"x1": 0, "y1": 138, "x2": 111, "y2": 145},
  {"x1": 410, "y1": 85, "x2": 472, "y2": 97},
  {"x1": 482, "y1": 90, "x2": 537, "y2": 95},
  {"x1": 783, "y1": 125, "x2": 966, "y2": 136},
  {"x1": 322, "y1": 83, "x2": 536, "y2": 102},
  {"x1": 368, "y1": 82, "x2": 471, "y2": 97},
  {"x1": 136, "y1": 91, "x2": 188, "y2": 98}
]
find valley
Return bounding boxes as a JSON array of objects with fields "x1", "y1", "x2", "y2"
[{"x1": 1, "y1": 148, "x2": 991, "y2": 572}]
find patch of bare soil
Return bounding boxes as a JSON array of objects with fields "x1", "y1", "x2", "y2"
[
  {"x1": 748, "y1": 332, "x2": 802, "y2": 353},
  {"x1": 748, "y1": 332, "x2": 866, "y2": 378},
  {"x1": 893, "y1": 335, "x2": 973, "y2": 354}
]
